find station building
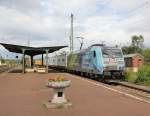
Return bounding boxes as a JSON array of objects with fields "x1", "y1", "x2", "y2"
[{"x1": 124, "y1": 53, "x2": 144, "y2": 72}]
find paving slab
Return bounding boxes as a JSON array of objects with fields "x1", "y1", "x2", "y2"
[{"x1": 0, "y1": 69, "x2": 150, "y2": 116}]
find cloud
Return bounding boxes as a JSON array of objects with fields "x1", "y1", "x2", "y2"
[
  {"x1": 0, "y1": 0, "x2": 150, "y2": 58},
  {"x1": 0, "y1": 0, "x2": 43, "y2": 15},
  {"x1": 108, "y1": 0, "x2": 149, "y2": 13}
]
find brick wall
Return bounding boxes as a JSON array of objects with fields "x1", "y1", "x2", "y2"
[{"x1": 132, "y1": 56, "x2": 144, "y2": 68}]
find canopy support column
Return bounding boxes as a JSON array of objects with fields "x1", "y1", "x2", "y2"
[
  {"x1": 22, "y1": 49, "x2": 25, "y2": 73},
  {"x1": 45, "y1": 50, "x2": 49, "y2": 73},
  {"x1": 31, "y1": 55, "x2": 33, "y2": 68},
  {"x1": 42, "y1": 54, "x2": 43, "y2": 66}
]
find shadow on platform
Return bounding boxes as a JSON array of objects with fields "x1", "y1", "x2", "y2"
[
  {"x1": 8, "y1": 68, "x2": 63, "y2": 74},
  {"x1": 48, "y1": 69, "x2": 64, "y2": 73},
  {"x1": 8, "y1": 69, "x2": 22, "y2": 73}
]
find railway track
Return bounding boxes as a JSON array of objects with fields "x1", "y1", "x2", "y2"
[
  {"x1": 99, "y1": 80, "x2": 150, "y2": 103},
  {"x1": 110, "y1": 83, "x2": 150, "y2": 102}
]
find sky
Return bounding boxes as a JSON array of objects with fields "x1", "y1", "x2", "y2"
[{"x1": 0, "y1": 0, "x2": 150, "y2": 58}]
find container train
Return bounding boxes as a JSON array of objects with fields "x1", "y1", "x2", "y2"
[{"x1": 49, "y1": 44, "x2": 125, "y2": 82}]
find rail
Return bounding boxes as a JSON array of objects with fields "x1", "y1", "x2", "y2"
[{"x1": 116, "y1": 81, "x2": 150, "y2": 93}]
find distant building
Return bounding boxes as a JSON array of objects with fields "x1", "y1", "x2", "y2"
[
  {"x1": 35, "y1": 59, "x2": 45, "y2": 66},
  {"x1": 124, "y1": 53, "x2": 144, "y2": 72}
]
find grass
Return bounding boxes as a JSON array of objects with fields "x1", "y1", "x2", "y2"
[
  {"x1": 125, "y1": 66, "x2": 150, "y2": 86},
  {"x1": 125, "y1": 70, "x2": 137, "y2": 83},
  {"x1": 135, "y1": 66, "x2": 150, "y2": 86}
]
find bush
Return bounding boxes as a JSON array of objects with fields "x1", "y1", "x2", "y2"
[
  {"x1": 125, "y1": 70, "x2": 137, "y2": 83},
  {"x1": 135, "y1": 66, "x2": 150, "y2": 85}
]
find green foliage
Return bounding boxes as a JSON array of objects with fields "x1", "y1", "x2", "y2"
[
  {"x1": 122, "y1": 34, "x2": 144, "y2": 55},
  {"x1": 135, "y1": 66, "x2": 150, "y2": 85},
  {"x1": 131, "y1": 35, "x2": 144, "y2": 47},
  {"x1": 122, "y1": 46, "x2": 142, "y2": 55},
  {"x1": 142, "y1": 49, "x2": 150, "y2": 65},
  {"x1": 1, "y1": 58, "x2": 5, "y2": 63},
  {"x1": 125, "y1": 70, "x2": 137, "y2": 83},
  {"x1": 125, "y1": 66, "x2": 150, "y2": 85},
  {"x1": 4, "y1": 59, "x2": 18, "y2": 65}
]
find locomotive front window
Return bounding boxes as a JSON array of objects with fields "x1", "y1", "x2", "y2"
[{"x1": 102, "y1": 49, "x2": 123, "y2": 58}]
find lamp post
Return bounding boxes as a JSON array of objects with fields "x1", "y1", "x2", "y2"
[{"x1": 75, "y1": 37, "x2": 84, "y2": 50}]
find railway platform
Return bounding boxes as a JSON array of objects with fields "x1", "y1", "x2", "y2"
[{"x1": 0, "y1": 68, "x2": 150, "y2": 116}]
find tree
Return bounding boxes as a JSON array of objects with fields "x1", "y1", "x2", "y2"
[
  {"x1": 122, "y1": 46, "x2": 142, "y2": 55},
  {"x1": 139, "y1": 35, "x2": 144, "y2": 48},
  {"x1": 131, "y1": 35, "x2": 144, "y2": 48},
  {"x1": 0, "y1": 56, "x2": 5, "y2": 64}
]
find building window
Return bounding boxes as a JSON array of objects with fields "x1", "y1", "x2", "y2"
[{"x1": 138, "y1": 59, "x2": 142, "y2": 61}]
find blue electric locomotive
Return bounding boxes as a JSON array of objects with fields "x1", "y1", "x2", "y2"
[{"x1": 67, "y1": 44, "x2": 125, "y2": 81}]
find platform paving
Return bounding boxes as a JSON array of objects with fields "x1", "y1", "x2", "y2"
[{"x1": 0, "y1": 68, "x2": 150, "y2": 116}]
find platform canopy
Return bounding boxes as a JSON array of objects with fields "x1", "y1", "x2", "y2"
[
  {"x1": 0, "y1": 43, "x2": 68, "y2": 73},
  {"x1": 0, "y1": 43, "x2": 67, "y2": 56}
]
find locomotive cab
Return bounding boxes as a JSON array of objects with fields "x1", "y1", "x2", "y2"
[{"x1": 102, "y1": 47, "x2": 125, "y2": 81}]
